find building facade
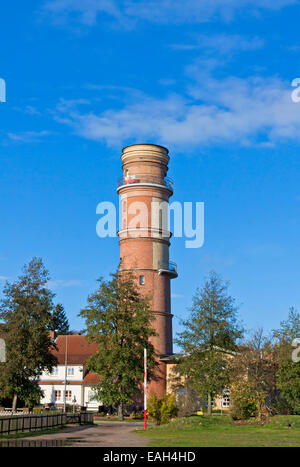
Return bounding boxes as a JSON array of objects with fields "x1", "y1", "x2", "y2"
[{"x1": 38, "y1": 334, "x2": 100, "y2": 411}]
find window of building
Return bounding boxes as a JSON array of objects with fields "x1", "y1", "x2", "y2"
[
  {"x1": 51, "y1": 367, "x2": 58, "y2": 376},
  {"x1": 139, "y1": 275, "x2": 145, "y2": 285},
  {"x1": 67, "y1": 367, "x2": 74, "y2": 376},
  {"x1": 222, "y1": 390, "x2": 230, "y2": 408},
  {"x1": 88, "y1": 390, "x2": 95, "y2": 402},
  {"x1": 64, "y1": 390, "x2": 72, "y2": 401},
  {"x1": 159, "y1": 210, "x2": 163, "y2": 231},
  {"x1": 204, "y1": 398, "x2": 214, "y2": 408},
  {"x1": 55, "y1": 390, "x2": 61, "y2": 401}
]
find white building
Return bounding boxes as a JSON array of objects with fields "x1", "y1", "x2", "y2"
[{"x1": 38, "y1": 334, "x2": 100, "y2": 412}]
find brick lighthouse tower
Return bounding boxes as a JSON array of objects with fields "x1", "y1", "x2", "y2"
[{"x1": 117, "y1": 143, "x2": 177, "y2": 397}]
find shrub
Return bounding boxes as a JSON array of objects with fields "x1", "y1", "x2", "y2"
[
  {"x1": 148, "y1": 393, "x2": 162, "y2": 425},
  {"x1": 160, "y1": 394, "x2": 178, "y2": 424},
  {"x1": 176, "y1": 389, "x2": 201, "y2": 417},
  {"x1": 230, "y1": 384, "x2": 257, "y2": 420},
  {"x1": 148, "y1": 393, "x2": 178, "y2": 425}
]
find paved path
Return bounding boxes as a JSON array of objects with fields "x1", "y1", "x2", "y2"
[{"x1": 18, "y1": 421, "x2": 148, "y2": 447}]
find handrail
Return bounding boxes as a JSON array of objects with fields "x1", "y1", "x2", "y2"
[
  {"x1": 117, "y1": 174, "x2": 173, "y2": 191},
  {"x1": 158, "y1": 260, "x2": 178, "y2": 275}
]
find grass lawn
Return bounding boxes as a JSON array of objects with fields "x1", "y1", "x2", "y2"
[
  {"x1": 136, "y1": 415, "x2": 300, "y2": 447},
  {"x1": 94, "y1": 417, "x2": 143, "y2": 422}
]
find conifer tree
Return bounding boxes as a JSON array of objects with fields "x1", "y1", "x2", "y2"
[
  {"x1": 48, "y1": 304, "x2": 70, "y2": 334},
  {"x1": 175, "y1": 271, "x2": 243, "y2": 415}
]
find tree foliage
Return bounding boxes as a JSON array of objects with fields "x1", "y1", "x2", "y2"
[
  {"x1": 175, "y1": 271, "x2": 243, "y2": 414},
  {"x1": 48, "y1": 303, "x2": 70, "y2": 334},
  {"x1": 0, "y1": 258, "x2": 57, "y2": 409},
  {"x1": 229, "y1": 328, "x2": 277, "y2": 420},
  {"x1": 272, "y1": 307, "x2": 300, "y2": 414},
  {"x1": 229, "y1": 382, "x2": 258, "y2": 420},
  {"x1": 79, "y1": 272, "x2": 158, "y2": 418}
]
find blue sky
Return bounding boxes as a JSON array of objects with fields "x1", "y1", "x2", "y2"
[{"x1": 1, "y1": 0, "x2": 300, "y2": 349}]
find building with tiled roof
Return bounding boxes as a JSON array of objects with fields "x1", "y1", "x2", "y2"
[{"x1": 37, "y1": 333, "x2": 101, "y2": 411}]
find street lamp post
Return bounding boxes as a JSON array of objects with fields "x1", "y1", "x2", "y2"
[
  {"x1": 63, "y1": 334, "x2": 68, "y2": 413},
  {"x1": 72, "y1": 396, "x2": 77, "y2": 414}
]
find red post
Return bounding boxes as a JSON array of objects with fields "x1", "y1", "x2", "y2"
[{"x1": 144, "y1": 348, "x2": 147, "y2": 430}]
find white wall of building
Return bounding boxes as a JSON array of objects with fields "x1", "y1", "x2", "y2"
[
  {"x1": 38, "y1": 365, "x2": 101, "y2": 410},
  {"x1": 40, "y1": 384, "x2": 83, "y2": 406},
  {"x1": 83, "y1": 387, "x2": 100, "y2": 410},
  {"x1": 39, "y1": 364, "x2": 84, "y2": 382}
]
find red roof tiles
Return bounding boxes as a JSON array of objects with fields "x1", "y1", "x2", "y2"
[
  {"x1": 83, "y1": 372, "x2": 100, "y2": 385},
  {"x1": 52, "y1": 334, "x2": 98, "y2": 365}
]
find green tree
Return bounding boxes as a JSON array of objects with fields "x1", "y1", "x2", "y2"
[
  {"x1": 0, "y1": 258, "x2": 57, "y2": 411},
  {"x1": 79, "y1": 272, "x2": 158, "y2": 419},
  {"x1": 273, "y1": 307, "x2": 300, "y2": 414},
  {"x1": 229, "y1": 328, "x2": 276, "y2": 420},
  {"x1": 48, "y1": 304, "x2": 70, "y2": 334},
  {"x1": 175, "y1": 271, "x2": 243, "y2": 415}
]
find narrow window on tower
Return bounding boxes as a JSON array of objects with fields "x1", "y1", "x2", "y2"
[
  {"x1": 139, "y1": 275, "x2": 145, "y2": 285},
  {"x1": 159, "y1": 210, "x2": 163, "y2": 232}
]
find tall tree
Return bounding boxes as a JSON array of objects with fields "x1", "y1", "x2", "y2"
[
  {"x1": 229, "y1": 328, "x2": 277, "y2": 420},
  {"x1": 0, "y1": 258, "x2": 57, "y2": 411},
  {"x1": 273, "y1": 307, "x2": 300, "y2": 353},
  {"x1": 273, "y1": 307, "x2": 300, "y2": 414},
  {"x1": 79, "y1": 272, "x2": 158, "y2": 419},
  {"x1": 48, "y1": 304, "x2": 70, "y2": 334},
  {"x1": 175, "y1": 271, "x2": 243, "y2": 415}
]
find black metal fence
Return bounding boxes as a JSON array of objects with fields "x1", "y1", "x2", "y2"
[{"x1": 0, "y1": 412, "x2": 93, "y2": 436}]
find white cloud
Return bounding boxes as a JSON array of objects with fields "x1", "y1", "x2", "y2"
[
  {"x1": 42, "y1": 0, "x2": 298, "y2": 26},
  {"x1": 171, "y1": 34, "x2": 265, "y2": 55},
  {"x1": 42, "y1": 0, "x2": 122, "y2": 25},
  {"x1": 7, "y1": 131, "x2": 50, "y2": 143},
  {"x1": 171, "y1": 293, "x2": 184, "y2": 298},
  {"x1": 47, "y1": 279, "x2": 85, "y2": 289},
  {"x1": 54, "y1": 73, "x2": 300, "y2": 149}
]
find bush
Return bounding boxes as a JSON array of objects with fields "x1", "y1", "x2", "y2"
[
  {"x1": 134, "y1": 411, "x2": 144, "y2": 420},
  {"x1": 230, "y1": 384, "x2": 257, "y2": 420},
  {"x1": 270, "y1": 399, "x2": 295, "y2": 416},
  {"x1": 148, "y1": 393, "x2": 178, "y2": 425},
  {"x1": 176, "y1": 389, "x2": 201, "y2": 417}
]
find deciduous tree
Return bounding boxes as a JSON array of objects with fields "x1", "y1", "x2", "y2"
[
  {"x1": 0, "y1": 258, "x2": 57, "y2": 410},
  {"x1": 79, "y1": 272, "x2": 157, "y2": 419},
  {"x1": 273, "y1": 307, "x2": 300, "y2": 414},
  {"x1": 229, "y1": 328, "x2": 276, "y2": 420}
]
